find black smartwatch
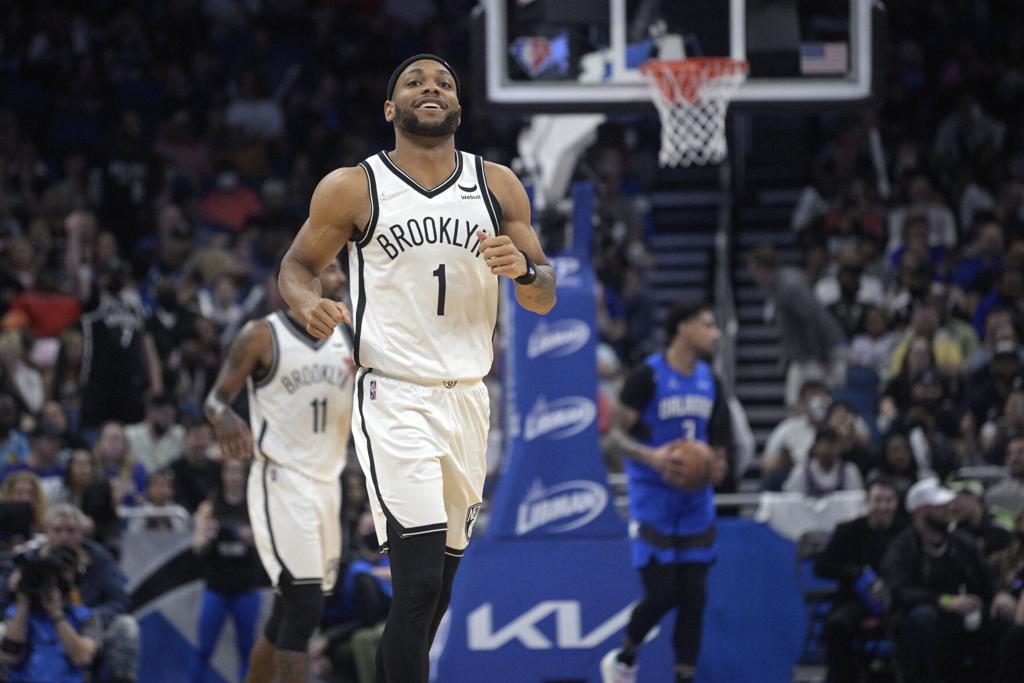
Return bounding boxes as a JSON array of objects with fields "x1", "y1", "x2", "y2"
[{"x1": 515, "y1": 250, "x2": 538, "y2": 285}]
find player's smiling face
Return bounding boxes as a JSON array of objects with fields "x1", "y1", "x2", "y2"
[{"x1": 386, "y1": 60, "x2": 461, "y2": 137}]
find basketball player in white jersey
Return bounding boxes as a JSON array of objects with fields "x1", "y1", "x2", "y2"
[
  {"x1": 277, "y1": 54, "x2": 557, "y2": 682},
  {"x1": 204, "y1": 259, "x2": 354, "y2": 683}
]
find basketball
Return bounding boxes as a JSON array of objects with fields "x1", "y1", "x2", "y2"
[{"x1": 665, "y1": 440, "x2": 715, "y2": 491}]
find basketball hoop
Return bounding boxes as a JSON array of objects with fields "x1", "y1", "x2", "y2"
[{"x1": 639, "y1": 58, "x2": 749, "y2": 167}]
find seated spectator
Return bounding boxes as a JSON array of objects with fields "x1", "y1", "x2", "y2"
[
  {"x1": 0, "y1": 471, "x2": 47, "y2": 535},
  {"x1": 888, "y1": 302, "x2": 965, "y2": 380},
  {"x1": 310, "y1": 510, "x2": 392, "y2": 683},
  {"x1": 980, "y1": 389, "x2": 1024, "y2": 460},
  {"x1": 816, "y1": 248, "x2": 884, "y2": 339},
  {"x1": 0, "y1": 332, "x2": 44, "y2": 416},
  {"x1": 986, "y1": 437, "x2": 1024, "y2": 522},
  {"x1": 885, "y1": 250, "x2": 941, "y2": 328},
  {"x1": 888, "y1": 381, "x2": 962, "y2": 479},
  {"x1": 783, "y1": 428, "x2": 865, "y2": 497},
  {"x1": 761, "y1": 381, "x2": 831, "y2": 490},
  {"x1": 170, "y1": 420, "x2": 220, "y2": 513},
  {"x1": 953, "y1": 217, "x2": 1004, "y2": 293},
  {"x1": 189, "y1": 459, "x2": 262, "y2": 683},
  {"x1": 0, "y1": 504, "x2": 140, "y2": 683},
  {"x1": 880, "y1": 335, "x2": 950, "y2": 426},
  {"x1": 55, "y1": 449, "x2": 99, "y2": 509},
  {"x1": 127, "y1": 470, "x2": 189, "y2": 534},
  {"x1": 124, "y1": 393, "x2": 185, "y2": 473},
  {"x1": 888, "y1": 214, "x2": 950, "y2": 283},
  {"x1": 826, "y1": 401, "x2": 874, "y2": 478},
  {"x1": 949, "y1": 479, "x2": 1013, "y2": 556},
  {"x1": 0, "y1": 392, "x2": 30, "y2": 466},
  {"x1": 882, "y1": 478, "x2": 998, "y2": 683},
  {"x1": 886, "y1": 173, "x2": 958, "y2": 252},
  {"x1": 973, "y1": 252, "x2": 1024, "y2": 337},
  {"x1": 0, "y1": 545, "x2": 100, "y2": 683},
  {"x1": 815, "y1": 477, "x2": 906, "y2": 683},
  {"x1": 847, "y1": 307, "x2": 901, "y2": 380},
  {"x1": 0, "y1": 423, "x2": 67, "y2": 506},
  {"x1": 94, "y1": 421, "x2": 147, "y2": 507},
  {"x1": 869, "y1": 432, "x2": 921, "y2": 501},
  {"x1": 988, "y1": 509, "x2": 1024, "y2": 683},
  {"x1": 968, "y1": 338, "x2": 1024, "y2": 429}
]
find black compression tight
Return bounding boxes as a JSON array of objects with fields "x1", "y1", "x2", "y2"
[
  {"x1": 621, "y1": 561, "x2": 709, "y2": 667},
  {"x1": 374, "y1": 521, "x2": 461, "y2": 683}
]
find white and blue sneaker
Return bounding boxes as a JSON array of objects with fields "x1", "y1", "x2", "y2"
[{"x1": 600, "y1": 648, "x2": 638, "y2": 683}]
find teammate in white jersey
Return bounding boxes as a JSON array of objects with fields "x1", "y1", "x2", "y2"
[
  {"x1": 204, "y1": 259, "x2": 354, "y2": 683},
  {"x1": 278, "y1": 54, "x2": 557, "y2": 683}
]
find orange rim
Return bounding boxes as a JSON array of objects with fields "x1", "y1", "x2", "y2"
[{"x1": 640, "y1": 58, "x2": 749, "y2": 103}]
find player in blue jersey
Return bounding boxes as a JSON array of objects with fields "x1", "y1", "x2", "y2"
[{"x1": 601, "y1": 300, "x2": 732, "y2": 683}]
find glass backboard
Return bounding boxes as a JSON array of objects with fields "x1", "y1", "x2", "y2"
[{"x1": 478, "y1": 0, "x2": 879, "y2": 111}]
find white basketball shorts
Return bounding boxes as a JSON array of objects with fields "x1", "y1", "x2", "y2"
[
  {"x1": 352, "y1": 369, "x2": 489, "y2": 558},
  {"x1": 248, "y1": 459, "x2": 342, "y2": 592}
]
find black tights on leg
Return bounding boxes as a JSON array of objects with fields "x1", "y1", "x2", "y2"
[{"x1": 373, "y1": 521, "x2": 446, "y2": 683}]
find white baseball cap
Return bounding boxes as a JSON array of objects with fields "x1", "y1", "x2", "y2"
[{"x1": 905, "y1": 477, "x2": 956, "y2": 513}]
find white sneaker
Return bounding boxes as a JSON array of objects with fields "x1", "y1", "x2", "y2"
[{"x1": 600, "y1": 648, "x2": 638, "y2": 683}]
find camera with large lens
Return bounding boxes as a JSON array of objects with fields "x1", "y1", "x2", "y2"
[{"x1": 15, "y1": 547, "x2": 77, "y2": 608}]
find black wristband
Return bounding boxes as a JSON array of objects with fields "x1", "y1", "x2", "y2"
[{"x1": 514, "y1": 250, "x2": 538, "y2": 285}]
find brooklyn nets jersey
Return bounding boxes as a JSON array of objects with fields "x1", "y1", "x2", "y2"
[
  {"x1": 247, "y1": 311, "x2": 353, "y2": 482},
  {"x1": 349, "y1": 150, "x2": 500, "y2": 382}
]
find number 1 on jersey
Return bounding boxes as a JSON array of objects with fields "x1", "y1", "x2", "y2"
[
  {"x1": 311, "y1": 398, "x2": 327, "y2": 433},
  {"x1": 433, "y1": 264, "x2": 446, "y2": 316}
]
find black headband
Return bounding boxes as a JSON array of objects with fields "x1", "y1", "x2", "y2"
[{"x1": 386, "y1": 53, "x2": 460, "y2": 101}]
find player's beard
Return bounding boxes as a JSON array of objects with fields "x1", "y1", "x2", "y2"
[{"x1": 393, "y1": 103, "x2": 460, "y2": 137}]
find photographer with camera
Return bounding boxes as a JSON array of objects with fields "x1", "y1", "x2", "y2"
[
  {"x1": 0, "y1": 504, "x2": 138, "y2": 683},
  {"x1": 0, "y1": 545, "x2": 100, "y2": 682}
]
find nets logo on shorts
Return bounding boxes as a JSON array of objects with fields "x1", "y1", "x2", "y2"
[
  {"x1": 466, "y1": 503, "x2": 483, "y2": 539},
  {"x1": 369, "y1": 380, "x2": 377, "y2": 400}
]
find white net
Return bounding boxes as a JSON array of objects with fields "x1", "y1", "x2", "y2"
[{"x1": 640, "y1": 59, "x2": 748, "y2": 167}]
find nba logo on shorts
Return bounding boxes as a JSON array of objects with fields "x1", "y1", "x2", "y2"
[
  {"x1": 369, "y1": 380, "x2": 377, "y2": 400},
  {"x1": 465, "y1": 503, "x2": 483, "y2": 539}
]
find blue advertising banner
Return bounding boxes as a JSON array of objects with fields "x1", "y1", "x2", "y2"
[
  {"x1": 434, "y1": 519, "x2": 806, "y2": 682},
  {"x1": 487, "y1": 182, "x2": 624, "y2": 539}
]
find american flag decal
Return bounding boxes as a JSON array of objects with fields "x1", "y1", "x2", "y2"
[{"x1": 800, "y1": 42, "x2": 848, "y2": 75}]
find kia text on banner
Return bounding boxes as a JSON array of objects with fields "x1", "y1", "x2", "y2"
[{"x1": 487, "y1": 181, "x2": 622, "y2": 538}]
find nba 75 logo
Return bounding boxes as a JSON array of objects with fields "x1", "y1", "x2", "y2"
[
  {"x1": 465, "y1": 503, "x2": 483, "y2": 540},
  {"x1": 369, "y1": 380, "x2": 377, "y2": 400}
]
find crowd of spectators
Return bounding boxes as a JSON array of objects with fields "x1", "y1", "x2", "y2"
[{"x1": 748, "y1": 2, "x2": 1024, "y2": 681}]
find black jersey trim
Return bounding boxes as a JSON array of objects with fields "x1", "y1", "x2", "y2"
[
  {"x1": 355, "y1": 161, "x2": 379, "y2": 248},
  {"x1": 444, "y1": 546, "x2": 466, "y2": 558},
  {"x1": 475, "y1": 155, "x2": 501, "y2": 235},
  {"x1": 402, "y1": 522, "x2": 448, "y2": 536},
  {"x1": 261, "y1": 459, "x2": 291, "y2": 582},
  {"x1": 279, "y1": 311, "x2": 328, "y2": 350},
  {"x1": 376, "y1": 150, "x2": 463, "y2": 198},
  {"x1": 357, "y1": 370, "x2": 397, "y2": 532},
  {"x1": 353, "y1": 247, "x2": 367, "y2": 367},
  {"x1": 252, "y1": 319, "x2": 279, "y2": 389}
]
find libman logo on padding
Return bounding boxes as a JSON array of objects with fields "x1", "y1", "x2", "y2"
[
  {"x1": 515, "y1": 479, "x2": 609, "y2": 535},
  {"x1": 526, "y1": 319, "x2": 590, "y2": 359},
  {"x1": 522, "y1": 396, "x2": 596, "y2": 441}
]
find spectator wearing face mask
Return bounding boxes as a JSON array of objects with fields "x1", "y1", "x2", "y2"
[
  {"x1": 760, "y1": 381, "x2": 831, "y2": 491},
  {"x1": 882, "y1": 478, "x2": 997, "y2": 683}
]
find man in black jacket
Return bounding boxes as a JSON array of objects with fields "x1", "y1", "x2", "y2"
[
  {"x1": 815, "y1": 477, "x2": 905, "y2": 683},
  {"x1": 882, "y1": 477, "x2": 996, "y2": 683}
]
